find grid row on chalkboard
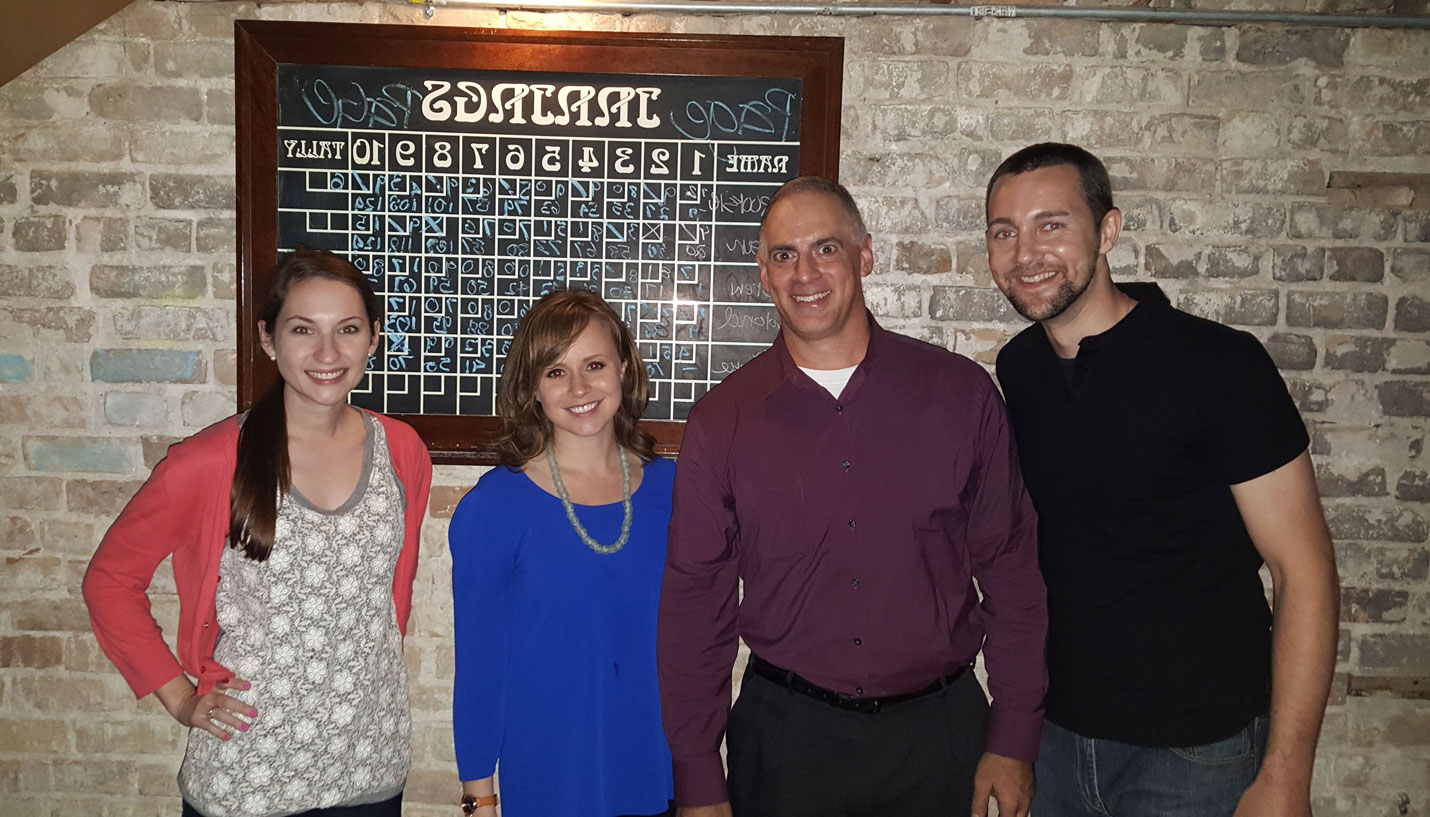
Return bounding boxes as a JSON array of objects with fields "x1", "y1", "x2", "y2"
[{"x1": 280, "y1": 129, "x2": 796, "y2": 182}]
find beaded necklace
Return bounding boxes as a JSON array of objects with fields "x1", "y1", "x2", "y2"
[{"x1": 545, "y1": 446, "x2": 632, "y2": 555}]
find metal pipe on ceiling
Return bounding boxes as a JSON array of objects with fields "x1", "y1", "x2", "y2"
[{"x1": 406, "y1": 0, "x2": 1430, "y2": 29}]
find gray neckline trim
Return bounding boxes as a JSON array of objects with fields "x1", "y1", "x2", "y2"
[{"x1": 286, "y1": 411, "x2": 375, "y2": 516}]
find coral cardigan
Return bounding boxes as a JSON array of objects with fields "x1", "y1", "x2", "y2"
[{"x1": 82, "y1": 410, "x2": 433, "y2": 699}]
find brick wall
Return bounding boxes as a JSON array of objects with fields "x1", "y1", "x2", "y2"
[{"x1": 1, "y1": 1, "x2": 1426, "y2": 814}]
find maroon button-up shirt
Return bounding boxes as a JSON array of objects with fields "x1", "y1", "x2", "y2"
[{"x1": 658, "y1": 319, "x2": 1048, "y2": 807}]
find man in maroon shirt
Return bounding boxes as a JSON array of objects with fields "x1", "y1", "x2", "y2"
[{"x1": 657, "y1": 177, "x2": 1048, "y2": 817}]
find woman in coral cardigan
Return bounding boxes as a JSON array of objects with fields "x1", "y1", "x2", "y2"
[{"x1": 83, "y1": 247, "x2": 432, "y2": 817}]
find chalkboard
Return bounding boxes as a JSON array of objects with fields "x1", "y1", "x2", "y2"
[{"x1": 236, "y1": 22, "x2": 843, "y2": 463}]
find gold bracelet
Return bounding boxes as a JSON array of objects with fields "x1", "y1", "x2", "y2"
[{"x1": 461, "y1": 793, "x2": 498, "y2": 814}]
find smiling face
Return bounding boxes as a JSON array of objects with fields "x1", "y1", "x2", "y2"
[
  {"x1": 536, "y1": 321, "x2": 627, "y2": 446},
  {"x1": 258, "y1": 277, "x2": 378, "y2": 414},
  {"x1": 757, "y1": 189, "x2": 874, "y2": 365},
  {"x1": 985, "y1": 163, "x2": 1120, "y2": 325}
]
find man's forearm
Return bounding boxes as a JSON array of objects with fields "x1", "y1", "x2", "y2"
[
  {"x1": 1260, "y1": 557, "x2": 1339, "y2": 795},
  {"x1": 1230, "y1": 451, "x2": 1340, "y2": 806}
]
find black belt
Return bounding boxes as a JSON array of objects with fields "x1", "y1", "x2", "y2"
[{"x1": 746, "y1": 654, "x2": 967, "y2": 714}]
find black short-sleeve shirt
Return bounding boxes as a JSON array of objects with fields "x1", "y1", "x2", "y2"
[{"x1": 995, "y1": 282, "x2": 1309, "y2": 747}]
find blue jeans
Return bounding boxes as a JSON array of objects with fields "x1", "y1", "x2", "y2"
[{"x1": 1033, "y1": 717, "x2": 1268, "y2": 817}]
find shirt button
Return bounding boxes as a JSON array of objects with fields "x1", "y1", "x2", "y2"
[
  {"x1": 841, "y1": 459, "x2": 851, "y2": 470},
  {"x1": 202, "y1": 621, "x2": 210, "y2": 629},
  {"x1": 856, "y1": 686, "x2": 864, "y2": 695},
  {"x1": 835, "y1": 403, "x2": 843, "y2": 413},
  {"x1": 851, "y1": 578, "x2": 859, "y2": 587},
  {"x1": 847, "y1": 519, "x2": 856, "y2": 528},
  {"x1": 854, "y1": 637, "x2": 862, "y2": 646}
]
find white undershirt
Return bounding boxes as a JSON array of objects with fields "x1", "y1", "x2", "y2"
[{"x1": 798, "y1": 364, "x2": 858, "y2": 399}]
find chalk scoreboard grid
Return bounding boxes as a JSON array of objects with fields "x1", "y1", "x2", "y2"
[{"x1": 276, "y1": 68, "x2": 800, "y2": 421}]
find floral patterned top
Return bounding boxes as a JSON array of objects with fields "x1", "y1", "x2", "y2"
[{"x1": 178, "y1": 413, "x2": 410, "y2": 817}]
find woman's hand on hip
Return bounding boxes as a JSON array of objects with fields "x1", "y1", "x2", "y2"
[{"x1": 154, "y1": 674, "x2": 258, "y2": 740}]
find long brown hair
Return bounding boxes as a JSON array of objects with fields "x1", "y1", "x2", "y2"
[
  {"x1": 492, "y1": 289, "x2": 655, "y2": 468},
  {"x1": 229, "y1": 247, "x2": 380, "y2": 561}
]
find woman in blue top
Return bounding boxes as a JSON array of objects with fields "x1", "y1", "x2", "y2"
[{"x1": 449, "y1": 289, "x2": 675, "y2": 817}]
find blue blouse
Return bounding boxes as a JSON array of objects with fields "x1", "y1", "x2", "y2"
[{"x1": 449, "y1": 457, "x2": 675, "y2": 817}]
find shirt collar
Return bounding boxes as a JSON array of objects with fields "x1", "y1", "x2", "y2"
[
  {"x1": 1075, "y1": 282, "x2": 1172, "y2": 352},
  {"x1": 771, "y1": 310, "x2": 887, "y2": 395}
]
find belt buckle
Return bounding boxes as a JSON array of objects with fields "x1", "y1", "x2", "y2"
[{"x1": 836, "y1": 692, "x2": 881, "y2": 714}]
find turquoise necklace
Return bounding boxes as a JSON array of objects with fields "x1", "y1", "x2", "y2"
[{"x1": 545, "y1": 446, "x2": 632, "y2": 555}]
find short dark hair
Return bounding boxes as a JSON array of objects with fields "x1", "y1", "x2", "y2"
[
  {"x1": 985, "y1": 143, "x2": 1116, "y2": 229},
  {"x1": 760, "y1": 175, "x2": 867, "y2": 242},
  {"x1": 492, "y1": 289, "x2": 654, "y2": 467}
]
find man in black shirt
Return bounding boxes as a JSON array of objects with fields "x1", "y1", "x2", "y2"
[{"x1": 983, "y1": 142, "x2": 1339, "y2": 817}]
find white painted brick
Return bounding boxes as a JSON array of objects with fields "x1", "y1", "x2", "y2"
[{"x1": 0, "y1": 3, "x2": 1427, "y2": 816}]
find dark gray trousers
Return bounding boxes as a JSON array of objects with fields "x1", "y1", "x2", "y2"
[{"x1": 726, "y1": 666, "x2": 989, "y2": 817}]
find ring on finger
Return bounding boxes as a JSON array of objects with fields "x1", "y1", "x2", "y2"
[{"x1": 206, "y1": 706, "x2": 217, "y2": 720}]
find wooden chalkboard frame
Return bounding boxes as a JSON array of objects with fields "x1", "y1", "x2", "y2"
[{"x1": 235, "y1": 21, "x2": 843, "y2": 464}]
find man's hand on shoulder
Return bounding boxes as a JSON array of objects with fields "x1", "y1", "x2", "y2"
[
  {"x1": 676, "y1": 803, "x2": 733, "y2": 817},
  {"x1": 1233, "y1": 772, "x2": 1312, "y2": 817},
  {"x1": 971, "y1": 751, "x2": 1033, "y2": 817}
]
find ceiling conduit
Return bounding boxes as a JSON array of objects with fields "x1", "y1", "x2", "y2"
[{"x1": 402, "y1": 0, "x2": 1430, "y2": 29}]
